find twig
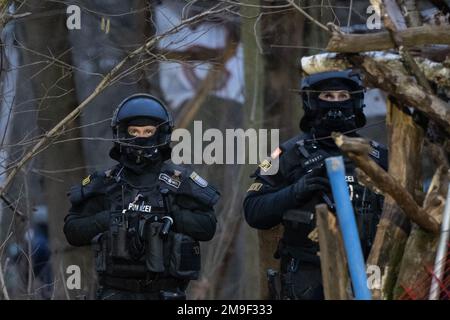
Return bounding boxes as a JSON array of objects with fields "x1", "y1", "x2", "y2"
[
  {"x1": 0, "y1": 259, "x2": 9, "y2": 300},
  {"x1": 381, "y1": 0, "x2": 433, "y2": 93},
  {"x1": 347, "y1": 0, "x2": 353, "y2": 28},
  {"x1": 0, "y1": 193, "x2": 27, "y2": 220},
  {"x1": 0, "y1": 12, "x2": 31, "y2": 28},
  {"x1": 287, "y1": 0, "x2": 330, "y2": 32}
]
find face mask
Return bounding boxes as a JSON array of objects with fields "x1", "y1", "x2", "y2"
[
  {"x1": 122, "y1": 134, "x2": 161, "y2": 165},
  {"x1": 312, "y1": 99, "x2": 358, "y2": 133}
]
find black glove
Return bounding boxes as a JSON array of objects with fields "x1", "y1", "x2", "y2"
[{"x1": 293, "y1": 171, "x2": 331, "y2": 203}]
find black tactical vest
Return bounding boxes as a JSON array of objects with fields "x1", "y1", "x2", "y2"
[
  {"x1": 70, "y1": 160, "x2": 219, "y2": 281},
  {"x1": 257, "y1": 133, "x2": 387, "y2": 263}
]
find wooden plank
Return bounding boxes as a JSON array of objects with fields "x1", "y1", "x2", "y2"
[{"x1": 316, "y1": 204, "x2": 350, "y2": 300}]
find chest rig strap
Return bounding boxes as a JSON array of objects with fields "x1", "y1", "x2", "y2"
[
  {"x1": 109, "y1": 165, "x2": 166, "y2": 213},
  {"x1": 295, "y1": 139, "x2": 333, "y2": 173}
]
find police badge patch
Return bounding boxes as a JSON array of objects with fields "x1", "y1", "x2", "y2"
[
  {"x1": 190, "y1": 171, "x2": 208, "y2": 187},
  {"x1": 159, "y1": 173, "x2": 181, "y2": 189},
  {"x1": 258, "y1": 159, "x2": 272, "y2": 172},
  {"x1": 82, "y1": 175, "x2": 91, "y2": 186},
  {"x1": 369, "y1": 148, "x2": 380, "y2": 159},
  {"x1": 247, "y1": 183, "x2": 263, "y2": 192}
]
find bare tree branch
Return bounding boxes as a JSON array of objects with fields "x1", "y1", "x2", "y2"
[
  {"x1": 0, "y1": 258, "x2": 10, "y2": 300},
  {"x1": 381, "y1": 0, "x2": 432, "y2": 94},
  {"x1": 347, "y1": 53, "x2": 450, "y2": 134},
  {"x1": 326, "y1": 25, "x2": 450, "y2": 53},
  {"x1": 287, "y1": 0, "x2": 330, "y2": 32},
  {"x1": 332, "y1": 133, "x2": 440, "y2": 234},
  {"x1": 301, "y1": 52, "x2": 450, "y2": 90}
]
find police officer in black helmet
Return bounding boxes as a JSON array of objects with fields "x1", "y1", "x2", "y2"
[
  {"x1": 64, "y1": 94, "x2": 219, "y2": 300},
  {"x1": 243, "y1": 70, "x2": 388, "y2": 300}
]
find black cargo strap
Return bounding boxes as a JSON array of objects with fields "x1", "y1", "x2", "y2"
[{"x1": 99, "y1": 275, "x2": 184, "y2": 293}]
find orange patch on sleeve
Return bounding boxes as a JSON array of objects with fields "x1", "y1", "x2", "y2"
[{"x1": 271, "y1": 147, "x2": 282, "y2": 159}]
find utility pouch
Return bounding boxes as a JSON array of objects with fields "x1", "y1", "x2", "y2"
[
  {"x1": 92, "y1": 233, "x2": 106, "y2": 274},
  {"x1": 93, "y1": 231, "x2": 148, "y2": 277},
  {"x1": 144, "y1": 221, "x2": 165, "y2": 273},
  {"x1": 109, "y1": 212, "x2": 129, "y2": 259},
  {"x1": 168, "y1": 232, "x2": 201, "y2": 280}
]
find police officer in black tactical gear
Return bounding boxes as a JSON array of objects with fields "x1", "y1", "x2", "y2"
[
  {"x1": 64, "y1": 94, "x2": 219, "y2": 300},
  {"x1": 243, "y1": 70, "x2": 388, "y2": 300}
]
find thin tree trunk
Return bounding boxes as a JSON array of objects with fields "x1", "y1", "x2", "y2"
[
  {"x1": 253, "y1": 0, "x2": 306, "y2": 300},
  {"x1": 241, "y1": 0, "x2": 265, "y2": 299},
  {"x1": 13, "y1": 1, "x2": 93, "y2": 299}
]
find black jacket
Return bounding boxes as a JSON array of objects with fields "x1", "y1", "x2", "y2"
[
  {"x1": 64, "y1": 160, "x2": 219, "y2": 247},
  {"x1": 243, "y1": 132, "x2": 388, "y2": 260}
]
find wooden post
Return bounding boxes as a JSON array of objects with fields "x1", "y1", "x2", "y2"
[
  {"x1": 365, "y1": 1, "x2": 425, "y2": 300},
  {"x1": 316, "y1": 204, "x2": 351, "y2": 300},
  {"x1": 367, "y1": 99, "x2": 423, "y2": 299}
]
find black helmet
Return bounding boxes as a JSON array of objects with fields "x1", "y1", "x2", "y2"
[
  {"x1": 111, "y1": 93, "x2": 173, "y2": 162},
  {"x1": 299, "y1": 70, "x2": 366, "y2": 132}
]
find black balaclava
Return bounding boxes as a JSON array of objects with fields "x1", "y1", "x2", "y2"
[
  {"x1": 307, "y1": 78, "x2": 360, "y2": 139},
  {"x1": 110, "y1": 117, "x2": 164, "y2": 174}
]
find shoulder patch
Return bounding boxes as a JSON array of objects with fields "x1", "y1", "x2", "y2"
[
  {"x1": 82, "y1": 175, "x2": 91, "y2": 186},
  {"x1": 247, "y1": 182, "x2": 263, "y2": 192},
  {"x1": 259, "y1": 159, "x2": 272, "y2": 172},
  {"x1": 69, "y1": 170, "x2": 110, "y2": 205},
  {"x1": 190, "y1": 171, "x2": 208, "y2": 188},
  {"x1": 369, "y1": 148, "x2": 380, "y2": 159},
  {"x1": 159, "y1": 173, "x2": 181, "y2": 189},
  {"x1": 369, "y1": 141, "x2": 381, "y2": 159}
]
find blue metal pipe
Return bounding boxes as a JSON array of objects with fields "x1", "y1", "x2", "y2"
[{"x1": 325, "y1": 156, "x2": 372, "y2": 300}]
